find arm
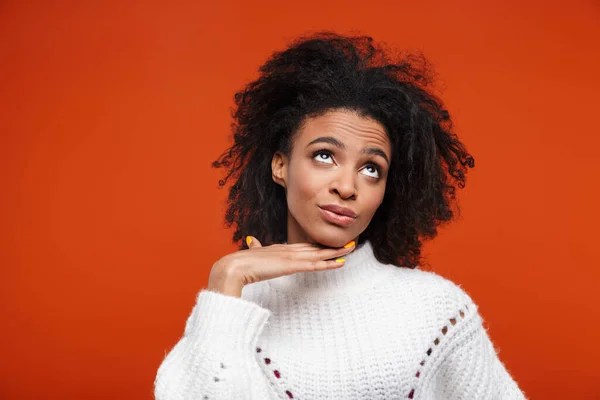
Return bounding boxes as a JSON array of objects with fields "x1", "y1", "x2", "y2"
[
  {"x1": 419, "y1": 307, "x2": 527, "y2": 400},
  {"x1": 154, "y1": 290, "x2": 279, "y2": 400},
  {"x1": 154, "y1": 238, "x2": 355, "y2": 399}
]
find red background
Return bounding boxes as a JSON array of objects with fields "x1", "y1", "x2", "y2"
[{"x1": 1, "y1": 1, "x2": 599, "y2": 398}]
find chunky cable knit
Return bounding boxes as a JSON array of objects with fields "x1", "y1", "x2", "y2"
[{"x1": 154, "y1": 241, "x2": 527, "y2": 399}]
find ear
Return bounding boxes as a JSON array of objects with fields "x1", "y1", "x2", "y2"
[{"x1": 271, "y1": 151, "x2": 288, "y2": 188}]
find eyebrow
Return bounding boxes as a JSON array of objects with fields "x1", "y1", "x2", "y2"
[{"x1": 306, "y1": 136, "x2": 390, "y2": 165}]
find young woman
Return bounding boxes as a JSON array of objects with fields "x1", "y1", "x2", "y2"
[{"x1": 154, "y1": 32, "x2": 527, "y2": 399}]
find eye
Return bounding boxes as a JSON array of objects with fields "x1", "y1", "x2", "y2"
[
  {"x1": 360, "y1": 164, "x2": 380, "y2": 179},
  {"x1": 313, "y1": 150, "x2": 334, "y2": 164}
]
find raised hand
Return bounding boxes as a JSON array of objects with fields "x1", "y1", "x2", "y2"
[{"x1": 207, "y1": 236, "x2": 356, "y2": 298}]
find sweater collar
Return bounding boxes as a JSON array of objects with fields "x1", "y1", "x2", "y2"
[{"x1": 266, "y1": 240, "x2": 391, "y2": 298}]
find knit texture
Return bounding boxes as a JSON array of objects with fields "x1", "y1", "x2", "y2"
[{"x1": 154, "y1": 241, "x2": 527, "y2": 399}]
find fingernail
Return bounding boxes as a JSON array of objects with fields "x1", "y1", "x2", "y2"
[
  {"x1": 335, "y1": 258, "x2": 345, "y2": 263},
  {"x1": 246, "y1": 236, "x2": 252, "y2": 246},
  {"x1": 344, "y1": 241, "x2": 355, "y2": 248}
]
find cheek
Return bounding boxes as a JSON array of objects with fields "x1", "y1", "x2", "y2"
[
  {"x1": 286, "y1": 163, "x2": 323, "y2": 208},
  {"x1": 289, "y1": 182, "x2": 322, "y2": 208},
  {"x1": 361, "y1": 184, "x2": 386, "y2": 217}
]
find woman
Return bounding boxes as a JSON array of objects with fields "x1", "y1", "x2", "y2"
[{"x1": 154, "y1": 32, "x2": 527, "y2": 399}]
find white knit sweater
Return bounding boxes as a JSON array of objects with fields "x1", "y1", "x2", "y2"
[{"x1": 154, "y1": 241, "x2": 527, "y2": 399}]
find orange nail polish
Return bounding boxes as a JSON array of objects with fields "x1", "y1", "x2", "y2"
[
  {"x1": 344, "y1": 241, "x2": 355, "y2": 248},
  {"x1": 246, "y1": 236, "x2": 252, "y2": 246}
]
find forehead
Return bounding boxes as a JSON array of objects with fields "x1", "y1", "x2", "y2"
[{"x1": 294, "y1": 109, "x2": 391, "y2": 154}]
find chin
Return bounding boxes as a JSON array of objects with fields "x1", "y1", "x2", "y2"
[{"x1": 307, "y1": 225, "x2": 356, "y2": 248}]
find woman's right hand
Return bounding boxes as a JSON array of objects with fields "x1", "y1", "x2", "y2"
[{"x1": 207, "y1": 236, "x2": 356, "y2": 297}]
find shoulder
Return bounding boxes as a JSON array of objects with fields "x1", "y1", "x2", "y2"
[{"x1": 384, "y1": 266, "x2": 479, "y2": 317}]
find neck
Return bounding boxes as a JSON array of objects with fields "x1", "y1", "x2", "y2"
[{"x1": 266, "y1": 240, "x2": 391, "y2": 299}]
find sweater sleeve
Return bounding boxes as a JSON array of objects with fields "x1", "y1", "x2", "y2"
[
  {"x1": 154, "y1": 289, "x2": 280, "y2": 400},
  {"x1": 419, "y1": 307, "x2": 528, "y2": 400}
]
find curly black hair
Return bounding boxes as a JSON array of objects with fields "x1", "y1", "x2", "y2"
[{"x1": 212, "y1": 31, "x2": 475, "y2": 269}]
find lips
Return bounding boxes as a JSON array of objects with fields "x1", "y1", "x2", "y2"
[
  {"x1": 319, "y1": 204, "x2": 358, "y2": 218},
  {"x1": 318, "y1": 204, "x2": 357, "y2": 227}
]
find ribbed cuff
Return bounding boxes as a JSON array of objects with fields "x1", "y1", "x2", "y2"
[{"x1": 187, "y1": 289, "x2": 272, "y2": 347}]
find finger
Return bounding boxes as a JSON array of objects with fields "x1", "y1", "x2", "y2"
[
  {"x1": 245, "y1": 235, "x2": 262, "y2": 249},
  {"x1": 291, "y1": 257, "x2": 346, "y2": 273},
  {"x1": 309, "y1": 241, "x2": 356, "y2": 260},
  {"x1": 261, "y1": 242, "x2": 315, "y2": 249},
  {"x1": 283, "y1": 242, "x2": 323, "y2": 249},
  {"x1": 287, "y1": 240, "x2": 355, "y2": 251},
  {"x1": 284, "y1": 247, "x2": 350, "y2": 265}
]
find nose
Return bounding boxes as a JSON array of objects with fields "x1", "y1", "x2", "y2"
[{"x1": 330, "y1": 167, "x2": 357, "y2": 200}]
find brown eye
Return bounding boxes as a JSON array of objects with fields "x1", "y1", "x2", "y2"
[
  {"x1": 360, "y1": 164, "x2": 380, "y2": 178},
  {"x1": 313, "y1": 150, "x2": 334, "y2": 164}
]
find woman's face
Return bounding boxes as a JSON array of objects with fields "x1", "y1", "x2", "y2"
[{"x1": 272, "y1": 109, "x2": 392, "y2": 248}]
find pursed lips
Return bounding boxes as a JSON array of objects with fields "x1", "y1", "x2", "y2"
[{"x1": 318, "y1": 204, "x2": 357, "y2": 226}]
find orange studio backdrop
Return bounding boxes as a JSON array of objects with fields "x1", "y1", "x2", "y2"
[{"x1": 1, "y1": 1, "x2": 599, "y2": 399}]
